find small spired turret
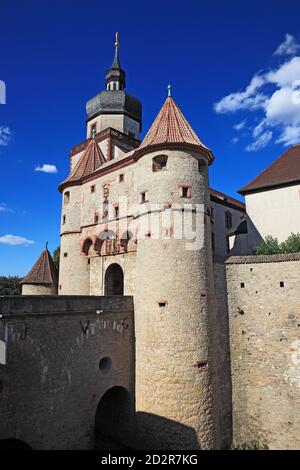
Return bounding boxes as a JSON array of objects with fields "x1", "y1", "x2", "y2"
[
  {"x1": 105, "y1": 32, "x2": 126, "y2": 91},
  {"x1": 20, "y1": 243, "x2": 58, "y2": 295}
]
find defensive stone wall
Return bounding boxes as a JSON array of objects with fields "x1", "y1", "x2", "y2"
[
  {"x1": 225, "y1": 254, "x2": 300, "y2": 449},
  {"x1": 0, "y1": 296, "x2": 135, "y2": 450}
]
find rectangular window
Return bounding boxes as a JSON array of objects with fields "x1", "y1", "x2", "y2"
[
  {"x1": 180, "y1": 185, "x2": 191, "y2": 198},
  {"x1": 114, "y1": 205, "x2": 119, "y2": 219},
  {"x1": 90, "y1": 185, "x2": 95, "y2": 194},
  {"x1": 62, "y1": 215, "x2": 66, "y2": 225},
  {"x1": 64, "y1": 191, "x2": 70, "y2": 204},
  {"x1": 140, "y1": 191, "x2": 148, "y2": 203},
  {"x1": 94, "y1": 212, "x2": 99, "y2": 224},
  {"x1": 91, "y1": 123, "x2": 97, "y2": 138},
  {"x1": 119, "y1": 174, "x2": 124, "y2": 183},
  {"x1": 225, "y1": 211, "x2": 232, "y2": 229}
]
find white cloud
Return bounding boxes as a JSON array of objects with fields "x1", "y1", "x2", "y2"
[
  {"x1": 0, "y1": 126, "x2": 11, "y2": 146},
  {"x1": 246, "y1": 131, "x2": 273, "y2": 152},
  {"x1": 274, "y1": 34, "x2": 300, "y2": 56},
  {"x1": 214, "y1": 36, "x2": 300, "y2": 149},
  {"x1": 233, "y1": 120, "x2": 246, "y2": 131},
  {"x1": 0, "y1": 234, "x2": 34, "y2": 246},
  {"x1": 214, "y1": 75, "x2": 267, "y2": 113},
  {"x1": 0, "y1": 203, "x2": 12, "y2": 213},
  {"x1": 232, "y1": 137, "x2": 239, "y2": 144},
  {"x1": 35, "y1": 164, "x2": 58, "y2": 174},
  {"x1": 276, "y1": 126, "x2": 300, "y2": 146},
  {"x1": 267, "y1": 57, "x2": 300, "y2": 87}
]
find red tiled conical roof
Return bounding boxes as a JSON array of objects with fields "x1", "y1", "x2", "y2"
[
  {"x1": 21, "y1": 246, "x2": 58, "y2": 285},
  {"x1": 138, "y1": 97, "x2": 213, "y2": 160},
  {"x1": 64, "y1": 139, "x2": 106, "y2": 185}
]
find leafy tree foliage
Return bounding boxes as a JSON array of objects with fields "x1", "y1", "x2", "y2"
[
  {"x1": 253, "y1": 233, "x2": 300, "y2": 255},
  {"x1": 0, "y1": 276, "x2": 22, "y2": 295},
  {"x1": 252, "y1": 235, "x2": 282, "y2": 255},
  {"x1": 52, "y1": 246, "x2": 60, "y2": 271},
  {"x1": 280, "y1": 232, "x2": 300, "y2": 253}
]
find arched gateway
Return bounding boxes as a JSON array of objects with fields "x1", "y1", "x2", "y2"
[
  {"x1": 95, "y1": 386, "x2": 134, "y2": 449},
  {"x1": 104, "y1": 264, "x2": 124, "y2": 295}
]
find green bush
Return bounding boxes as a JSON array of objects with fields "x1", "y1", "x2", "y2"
[
  {"x1": 280, "y1": 232, "x2": 300, "y2": 253},
  {"x1": 253, "y1": 233, "x2": 300, "y2": 255},
  {"x1": 0, "y1": 276, "x2": 22, "y2": 295}
]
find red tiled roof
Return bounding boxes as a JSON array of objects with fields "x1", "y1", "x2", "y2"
[
  {"x1": 138, "y1": 97, "x2": 213, "y2": 160},
  {"x1": 64, "y1": 139, "x2": 106, "y2": 185},
  {"x1": 210, "y1": 188, "x2": 246, "y2": 211},
  {"x1": 21, "y1": 247, "x2": 58, "y2": 285},
  {"x1": 239, "y1": 145, "x2": 300, "y2": 195}
]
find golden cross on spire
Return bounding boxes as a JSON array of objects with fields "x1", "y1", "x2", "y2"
[{"x1": 115, "y1": 32, "x2": 119, "y2": 48}]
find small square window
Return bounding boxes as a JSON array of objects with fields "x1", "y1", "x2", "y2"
[
  {"x1": 241, "y1": 283, "x2": 245, "y2": 288},
  {"x1": 180, "y1": 186, "x2": 191, "y2": 198},
  {"x1": 280, "y1": 281, "x2": 284, "y2": 288},
  {"x1": 63, "y1": 252, "x2": 68, "y2": 258},
  {"x1": 90, "y1": 185, "x2": 95, "y2": 194},
  {"x1": 119, "y1": 174, "x2": 124, "y2": 183}
]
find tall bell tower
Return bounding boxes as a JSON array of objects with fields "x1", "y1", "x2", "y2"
[{"x1": 85, "y1": 33, "x2": 142, "y2": 140}]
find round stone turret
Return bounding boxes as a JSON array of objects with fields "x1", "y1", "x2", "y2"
[{"x1": 133, "y1": 94, "x2": 221, "y2": 449}]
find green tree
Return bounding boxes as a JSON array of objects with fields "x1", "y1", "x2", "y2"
[
  {"x1": 0, "y1": 276, "x2": 22, "y2": 295},
  {"x1": 280, "y1": 232, "x2": 300, "y2": 253},
  {"x1": 252, "y1": 235, "x2": 282, "y2": 255},
  {"x1": 52, "y1": 246, "x2": 60, "y2": 271}
]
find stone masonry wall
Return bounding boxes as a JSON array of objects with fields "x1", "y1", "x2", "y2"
[
  {"x1": 225, "y1": 254, "x2": 300, "y2": 449},
  {"x1": 0, "y1": 296, "x2": 135, "y2": 450}
]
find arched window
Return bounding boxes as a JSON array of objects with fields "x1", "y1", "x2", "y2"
[
  {"x1": 152, "y1": 155, "x2": 168, "y2": 172},
  {"x1": 64, "y1": 191, "x2": 70, "y2": 204},
  {"x1": 104, "y1": 264, "x2": 124, "y2": 295},
  {"x1": 81, "y1": 238, "x2": 93, "y2": 256}
]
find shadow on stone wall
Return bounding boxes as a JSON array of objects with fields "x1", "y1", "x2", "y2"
[
  {"x1": 0, "y1": 439, "x2": 32, "y2": 450},
  {"x1": 136, "y1": 412, "x2": 200, "y2": 450}
]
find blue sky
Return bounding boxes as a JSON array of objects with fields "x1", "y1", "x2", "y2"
[{"x1": 1, "y1": 0, "x2": 300, "y2": 276}]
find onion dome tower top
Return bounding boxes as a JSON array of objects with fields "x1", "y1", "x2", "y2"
[{"x1": 86, "y1": 33, "x2": 142, "y2": 133}]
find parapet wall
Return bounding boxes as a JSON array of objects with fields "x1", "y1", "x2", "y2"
[
  {"x1": 225, "y1": 254, "x2": 300, "y2": 449},
  {"x1": 0, "y1": 296, "x2": 135, "y2": 450}
]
